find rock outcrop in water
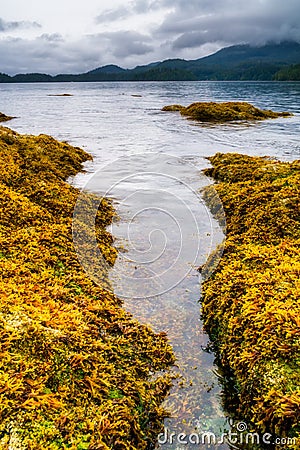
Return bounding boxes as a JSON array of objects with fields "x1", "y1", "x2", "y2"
[
  {"x1": 202, "y1": 153, "x2": 300, "y2": 449},
  {"x1": 162, "y1": 101, "x2": 292, "y2": 122},
  {"x1": 0, "y1": 125, "x2": 174, "y2": 449},
  {"x1": 0, "y1": 112, "x2": 14, "y2": 122},
  {"x1": 47, "y1": 93, "x2": 73, "y2": 97}
]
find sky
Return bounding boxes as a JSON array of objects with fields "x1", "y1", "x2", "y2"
[{"x1": 1, "y1": 0, "x2": 300, "y2": 75}]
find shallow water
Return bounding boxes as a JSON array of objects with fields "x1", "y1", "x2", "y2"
[{"x1": 1, "y1": 81, "x2": 299, "y2": 448}]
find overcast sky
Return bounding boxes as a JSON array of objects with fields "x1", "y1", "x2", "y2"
[{"x1": 1, "y1": 0, "x2": 300, "y2": 75}]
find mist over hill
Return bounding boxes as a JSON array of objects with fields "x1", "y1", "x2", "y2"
[{"x1": 1, "y1": 41, "x2": 300, "y2": 83}]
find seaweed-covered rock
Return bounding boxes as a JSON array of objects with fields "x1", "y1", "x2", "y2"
[
  {"x1": 0, "y1": 112, "x2": 14, "y2": 122},
  {"x1": 161, "y1": 104, "x2": 184, "y2": 112},
  {"x1": 162, "y1": 101, "x2": 292, "y2": 122},
  {"x1": 201, "y1": 153, "x2": 300, "y2": 448},
  {"x1": 0, "y1": 126, "x2": 174, "y2": 449}
]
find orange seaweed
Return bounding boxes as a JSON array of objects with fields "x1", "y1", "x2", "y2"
[
  {"x1": 202, "y1": 153, "x2": 300, "y2": 448},
  {"x1": 0, "y1": 125, "x2": 174, "y2": 449}
]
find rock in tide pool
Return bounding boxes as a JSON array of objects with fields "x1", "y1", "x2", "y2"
[{"x1": 162, "y1": 101, "x2": 293, "y2": 122}]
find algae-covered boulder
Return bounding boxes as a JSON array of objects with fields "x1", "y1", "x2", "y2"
[
  {"x1": 0, "y1": 112, "x2": 14, "y2": 122},
  {"x1": 162, "y1": 101, "x2": 292, "y2": 122}
]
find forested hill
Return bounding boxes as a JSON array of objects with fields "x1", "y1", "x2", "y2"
[
  {"x1": 1, "y1": 41, "x2": 300, "y2": 82},
  {"x1": 274, "y1": 64, "x2": 300, "y2": 81}
]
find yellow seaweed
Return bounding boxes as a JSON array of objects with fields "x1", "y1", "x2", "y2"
[
  {"x1": 201, "y1": 153, "x2": 300, "y2": 448},
  {"x1": 0, "y1": 124, "x2": 174, "y2": 449},
  {"x1": 162, "y1": 101, "x2": 292, "y2": 122}
]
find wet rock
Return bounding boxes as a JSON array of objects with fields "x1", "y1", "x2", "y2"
[
  {"x1": 162, "y1": 104, "x2": 184, "y2": 112},
  {"x1": 0, "y1": 112, "x2": 14, "y2": 122},
  {"x1": 47, "y1": 93, "x2": 73, "y2": 96}
]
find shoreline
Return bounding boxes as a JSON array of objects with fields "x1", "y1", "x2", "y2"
[
  {"x1": 1, "y1": 81, "x2": 300, "y2": 85},
  {"x1": 1, "y1": 113, "x2": 299, "y2": 448},
  {"x1": 201, "y1": 153, "x2": 300, "y2": 448},
  {"x1": 0, "y1": 125, "x2": 174, "y2": 449}
]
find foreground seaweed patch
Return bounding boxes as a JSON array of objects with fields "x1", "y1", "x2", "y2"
[
  {"x1": 0, "y1": 125, "x2": 174, "y2": 449},
  {"x1": 201, "y1": 153, "x2": 300, "y2": 448},
  {"x1": 162, "y1": 101, "x2": 292, "y2": 123}
]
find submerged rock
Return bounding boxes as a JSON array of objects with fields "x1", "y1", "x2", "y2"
[{"x1": 162, "y1": 101, "x2": 292, "y2": 122}]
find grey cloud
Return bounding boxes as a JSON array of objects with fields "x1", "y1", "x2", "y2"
[
  {"x1": 1, "y1": 0, "x2": 300, "y2": 75},
  {"x1": 133, "y1": 0, "x2": 158, "y2": 14},
  {"x1": 40, "y1": 33, "x2": 64, "y2": 43},
  {"x1": 95, "y1": 0, "x2": 166, "y2": 24},
  {"x1": 89, "y1": 31, "x2": 154, "y2": 58},
  {"x1": 0, "y1": 31, "x2": 154, "y2": 75},
  {"x1": 0, "y1": 17, "x2": 41, "y2": 32},
  {"x1": 0, "y1": 35, "x2": 105, "y2": 75},
  {"x1": 173, "y1": 32, "x2": 218, "y2": 50},
  {"x1": 95, "y1": 7, "x2": 130, "y2": 23},
  {"x1": 156, "y1": 0, "x2": 300, "y2": 48}
]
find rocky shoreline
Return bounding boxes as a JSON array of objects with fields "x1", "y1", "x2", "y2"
[
  {"x1": 201, "y1": 153, "x2": 300, "y2": 448},
  {"x1": 1, "y1": 113, "x2": 299, "y2": 449},
  {"x1": 0, "y1": 124, "x2": 174, "y2": 449}
]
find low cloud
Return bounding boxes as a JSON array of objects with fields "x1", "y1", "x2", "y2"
[
  {"x1": 1, "y1": 1, "x2": 300, "y2": 75},
  {"x1": 95, "y1": 7, "x2": 130, "y2": 23},
  {"x1": 95, "y1": 0, "x2": 168, "y2": 24},
  {"x1": 94, "y1": 0, "x2": 300, "y2": 65},
  {"x1": 0, "y1": 17, "x2": 41, "y2": 32},
  {"x1": 0, "y1": 31, "x2": 154, "y2": 75},
  {"x1": 39, "y1": 33, "x2": 64, "y2": 43},
  {"x1": 157, "y1": 0, "x2": 300, "y2": 48},
  {"x1": 90, "y1": 31, "x2": 153, "y2": 58},
  {"x1": 0, "y1": 35, "x2": 102, "y2": 75}
]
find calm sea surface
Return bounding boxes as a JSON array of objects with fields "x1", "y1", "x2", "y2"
[{"x1": 1, "y1": 81, "x2": 299, "y2": 449}]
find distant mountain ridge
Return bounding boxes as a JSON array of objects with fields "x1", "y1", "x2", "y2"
[
  {"x1": 198, "y1": 41, "x2": 300, "y2": 65},
  {"x1": 87, "y1": 64, "x2": 126, "y2": 74},
  {"x1": 1, "y1": 41, "x2": 300, "y2": 83}
]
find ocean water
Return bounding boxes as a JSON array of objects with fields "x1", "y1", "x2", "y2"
[{"x1": 1, "y1": 81, "x2": 299, "y2": 449}]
